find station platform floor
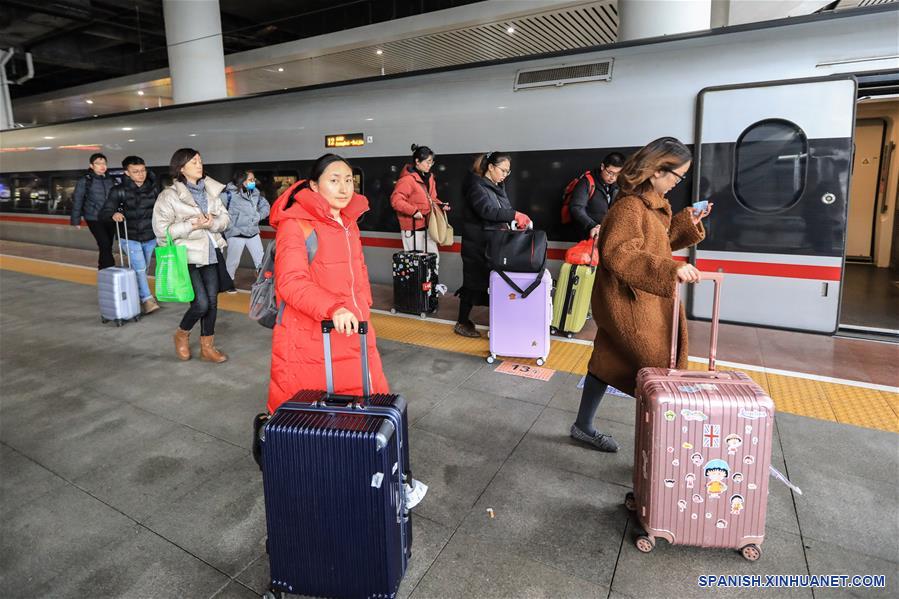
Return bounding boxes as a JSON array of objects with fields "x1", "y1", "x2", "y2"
[{"x1": 1, "y1": 243, "x2": 897, "y2": 598}]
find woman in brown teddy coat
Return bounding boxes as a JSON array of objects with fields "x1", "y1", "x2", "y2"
[{"x1": 570, "y1": 137, "x2": 713, "y2": 451}]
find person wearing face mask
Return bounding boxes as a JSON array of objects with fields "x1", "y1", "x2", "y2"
[
  {"x1": 390, "y1": 144, "x2": 449, "y2": 266},
  {"x1": 152, "y1": 148, "x2": 231, "y2": 363},
  {"x1": 266, "y1": 153, "x2": 389, "y2": 414},
  {"x1": 570, "y1": 137, "x2": 712, "y2": 452},
  {"x1": 454, "y1": 151, "x2": 531, "y2": 338},
  {"x1": 222, "y1": 169, "x2": 270, "y2": 285}
]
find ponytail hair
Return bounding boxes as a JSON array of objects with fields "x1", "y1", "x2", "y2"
[
  {"x1": 617, "y1": 137, "x2": 691, "y2": 196},
  {"x1": 472, "y1": 151, "x2": 511, "y2": 176},
  {"x1": 411, "y1": 143, "x2": 434, "y2": 164}
]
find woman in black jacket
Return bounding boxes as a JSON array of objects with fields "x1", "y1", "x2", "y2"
[{"x1": 454, "y1": 151, "x2": 531, "y2": 337}]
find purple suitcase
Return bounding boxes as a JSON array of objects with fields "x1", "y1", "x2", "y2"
[
  {"x1": 626, "y1": 273, "x2": 775, "y2": 561},
  {"x1": 487, "y1": 269, "x2": 552, "y2": 366}
]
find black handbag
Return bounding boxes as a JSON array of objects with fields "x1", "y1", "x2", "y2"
[
  {"x1": 486, "y1": 228, "x2": 547, "y2": 273},
  {"x1": 214, "y1": 247, "x2": 236, "y2": 292}
]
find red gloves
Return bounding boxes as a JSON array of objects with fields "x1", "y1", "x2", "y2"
[{"x1": 513, "y1": 211, "x2": 531, "y2": 230}]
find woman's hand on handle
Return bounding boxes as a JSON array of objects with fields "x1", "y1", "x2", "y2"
[
  {"x1": 332, "y1": 307, "x2": 359, "y2": 336},
  {"x1": 676, "y1": 263, "x2": 702, "y2": 284},
  {"x1": 589, "y1": 224, "x2": 602, "y2": 239}
]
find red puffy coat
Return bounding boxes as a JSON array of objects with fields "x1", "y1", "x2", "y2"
[
  {"x1": 390, "y1": 165, "x2": 444, "y2": 231},
  {"x1": 267, "y1": 184, "x2": 390, "y2": 413}
]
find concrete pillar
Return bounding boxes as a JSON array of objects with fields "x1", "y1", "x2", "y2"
[
  {"x1": 618, "y1": 0, "x2": 712, "y2": 42},
  {"x1": 162, "y1": 0, "x2": 228, "y2": 104}
]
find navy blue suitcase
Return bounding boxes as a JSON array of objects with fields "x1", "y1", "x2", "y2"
[{"x1": 260, "y1": 320, "x2": 412, "y2": 599}]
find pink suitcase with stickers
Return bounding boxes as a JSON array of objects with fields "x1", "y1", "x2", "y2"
[{"x1": 626, "y1": 273, "x2": 775, "y2": 561}]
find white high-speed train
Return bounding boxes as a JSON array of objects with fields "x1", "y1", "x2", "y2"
[{"x1": 2, "y1": 4, "x2": 897, "y2": 335}]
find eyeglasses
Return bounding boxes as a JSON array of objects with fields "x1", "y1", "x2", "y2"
[
  {"x1": 493, "y1": 164, "x2": 511, "y2": 176},
  {"x1": 666, "y1": 169, "x2": 687, "y2": 185}
]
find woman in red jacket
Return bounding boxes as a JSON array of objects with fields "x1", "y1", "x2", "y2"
[
  {"x1": 267, "y1": 154, "x2": 389, "y2": 413},
  {"x1": 390, "y1": 144, "x2": 448, "y2": 265}
]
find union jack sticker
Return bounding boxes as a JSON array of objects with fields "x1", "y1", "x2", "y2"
[{"x1": 703, "y1": 424, "x2": 721, "y2": 448}]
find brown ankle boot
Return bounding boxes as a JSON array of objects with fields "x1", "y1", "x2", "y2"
[
  {"x1": 200, "y1": 335, "x2": 228, "y2": 363},
  {"x1": 174, "y1": 328, "x2": 191, "y2": 361}
]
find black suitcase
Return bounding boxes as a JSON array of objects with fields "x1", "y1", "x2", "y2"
[
  {"x1": 260, "y1": 321, "x2": 412, "y2": 599},
  {"x1": 391, "y1": 218, "x2": 438, "y2": 318}
]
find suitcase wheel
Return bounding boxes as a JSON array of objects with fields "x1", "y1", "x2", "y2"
[
  {"x1": 536, "y1": 358, "x2": 545, "y2": 366},
  {"x1": 550, "y1": 327, "x2": 558, "y2": 335},
  {"x1": 565, "y1": 332, "x2": 574, "y2": 339},
  {"x1": 420, "y1": 312, "x2": 427, "y2": 319},
  {"x1": 635, "y1": 535, "x2": 656, "y2": 553},
  {"x1": 263, "y1": 591, "x2": 285, "y2": 599},
  {"x1": 100, "y1": 317, "x2": 108, "y2": 324},
  {"x1": 115, "y1": 320, "x2": 123, "y2": 327},
  {"x1": 390, "y1": 308, "x2": 397, "y2": 314},
  {"x1": 624, "y1": 491, "x2": 636, "y2": 512},
  {"x1": 740, "y1": 544, "x2": 762, "y2": 561},
  {"x1": 486, "y1": 354, "x2": 496, "y2": 364}
]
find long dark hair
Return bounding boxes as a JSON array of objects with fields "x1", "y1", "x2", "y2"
[
  {"x1": 411, "y1": 143, "x2": 434, "y2": 164},
  {"x1": 472, "y1": 151, "x2": 511, "y2": 177},
  {"x1": 617, "y1": 137, "x2": 691, "y2": 196},
  {"x1": 169, "y1": 147, "x2": 201, "y2": 183}
]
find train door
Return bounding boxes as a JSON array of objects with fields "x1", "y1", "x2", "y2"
[
  {"x1": 841, "y1": 98, "x2": 899, "y2": 335},
  {"x1": 690, "y1": 76, "x2": 857, "y2": 334}
]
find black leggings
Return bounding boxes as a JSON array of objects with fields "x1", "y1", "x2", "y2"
[
  {"x1": 575, "y1": 373, "x2": 610, "y2": 434},
  {"x1": 457, "y1": 297, "x2": 473, "y2": 324},
  {"x1": 179, "y1": 264, "x2": 219, "y2": 336}
]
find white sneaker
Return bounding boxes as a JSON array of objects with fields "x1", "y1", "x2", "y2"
[{"x1": 403, "y1": 479, "x2": 428, "y2": 510}]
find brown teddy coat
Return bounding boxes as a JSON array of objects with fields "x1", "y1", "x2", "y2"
[{"x1": 588, "y1": 190, "x2": 705, "y2": 396}]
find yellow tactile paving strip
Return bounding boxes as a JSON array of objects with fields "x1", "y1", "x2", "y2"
[{"x1": 2, "y1": 254, "x2": 897, "y2": 434}]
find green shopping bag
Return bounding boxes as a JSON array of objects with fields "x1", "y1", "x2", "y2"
[{"x1": 154, "y1": 231, "x2": 194, "y2": 302}]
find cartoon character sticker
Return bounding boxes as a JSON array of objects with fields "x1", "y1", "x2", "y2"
[
  {"x1": 730, "y1": 494, "x2": 745, "y2": 515},
  {"x1": 691, "y1": 452, "x2": 703, "y2": 466},
  {"x1": 692, "y1": 494, "x2": 704, "y2": 504},
  {"x1": 664, "y1": 410, "x2": 676, "y2": 422},
  {"x1": 725, "y1": 434, "x2": 743, "y2": 455},
  {"x1": 743, "y1": 455, "x2": 755, "y2": 465},
  {"x1": 685, "y1": 473, "x2": 695, "y2": 488},
  {"x1": 665, "y1": 479, "x2": 675, "y2": 488},
  {"x1": 704, "y1": 459, "x2": 730, "y2": 498},
  {"x1": 716, "y1": 519, "x2": 728, "y2": 529},
  {"x1": 678, "y1": 499, "x2": 687, "y2": 512},
  {"x1": 672, "y1": 459, "x2": 680, "y2": 467},
  {"x1": 733, "y1": 472, "x2": 743, "y2": 484}
]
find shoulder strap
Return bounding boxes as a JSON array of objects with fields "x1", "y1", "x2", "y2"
[
  {"x1": 297, "y1": 219, "x2": 318, "y2": 263},
  {"x1": 584, "y1": 171, "x2": 596, "y2": 198}
]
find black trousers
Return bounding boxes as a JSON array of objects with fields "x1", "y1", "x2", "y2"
[
  {"x1": 179, "y1": 264, "x2": 219, "y2": 336},
  {"x1": 86, "y1": 219, "x2": 117, "y2": 270}
]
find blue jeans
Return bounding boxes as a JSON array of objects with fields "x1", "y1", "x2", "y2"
[{"x1": 120, "y1": 239, "x2": 157, "y2": 302}]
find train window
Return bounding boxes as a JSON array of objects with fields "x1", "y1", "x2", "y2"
[
  {"x1": 734, "y1": 119, "x2": 808, "y2": 213},
  {"x1": 50, "y1": 176, "x2": 80, "y2": 215},
  {"x1": 250, "y1": 170, "x2": 298, "y2": 207},
  {"x1": 12, "y1": 174, "x2": 51, "y2": 214},
  {"x1": 352, "y1": 167, "x2": 364, "y2": 195},
  {"x1": 0, "y1": 177, "x2": 12, "y2": 212}
]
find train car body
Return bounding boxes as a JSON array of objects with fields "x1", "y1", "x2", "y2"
[{"x1": 2, "y1": 6, "x2": 897, "y2": 334}]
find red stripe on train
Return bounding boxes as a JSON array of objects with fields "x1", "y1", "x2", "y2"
[{"x1": 0, "y1": 214, "x2": 841, "y2": 280}]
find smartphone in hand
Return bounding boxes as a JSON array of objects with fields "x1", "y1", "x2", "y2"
[{"x1": 692, "y1": 200, "x2": 709, "y2": 215}]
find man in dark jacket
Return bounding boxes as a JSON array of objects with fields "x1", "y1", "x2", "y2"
[
  {"x1": 103, "y1": 155, "x2": 160, "y2": 314},
  {"x1": 569, "y1": 151, "x2": 625, "y2": 239},
  {"x1": 71, "y1": 153, "x2": 117, "y2": 269}
]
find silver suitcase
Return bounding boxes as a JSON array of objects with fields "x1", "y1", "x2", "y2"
[{"x1": 98, "y1": 219, "x2": 141, "y2": 326}]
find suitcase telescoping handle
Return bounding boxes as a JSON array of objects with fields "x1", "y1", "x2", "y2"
[
  {"x1": 670, "y1": 271, "x2": 723, "y2": 371},
  {"x1": 319, "y1": 319, "x2": 370, "y2": 407},
  {"x1": 113, "y1": 217, "x2": 132, "y2": 270},
  {"x1": 411, "y1": 214, "x2": 429, "y2": 254}
]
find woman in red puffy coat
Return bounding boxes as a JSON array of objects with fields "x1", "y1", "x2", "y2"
[
  {"x1": 390, "y1": 144, "x2": 448, "y2": 264},
  {"x1": 267, "y1": 154, "x2": 389, "y2": 413}
]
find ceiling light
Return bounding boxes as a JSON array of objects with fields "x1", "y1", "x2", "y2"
[
  {"x1": 137, "y1": 90, "x2": 145, "y2": 96},
  {"x1": 507, "y1": 26, "x2": 516, "y2": 34},
  {"x1": 376, "y1": 49, "x2": 383, "y2": 55},
  {"x1": 128, "y1": 139, "x2": 135, "y2": 142},
  {"x1": 85, "y1": 99, "x2": 94, "y2": 104},
  {"x1": 121, "y1": 127, "x2": 133, "y2": 131},
  {"x1": 144, "y1": 107, "x2": 149, "y2": 110},
  {"x1": 497, "y1": 106, "x2": 507, "y2": 109},
  {"x1": 43, "y1": 136, "x2": 55, "y2": 140},
  {"x1": 277, "y1": 67, "x2": 284, "y2": 72},
  {"x1": 189, "y1": 133, "x2": 197, "y2": 137},
  {"x1": 365, "y1": 117, "x2": 374, "y2": 121}
]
